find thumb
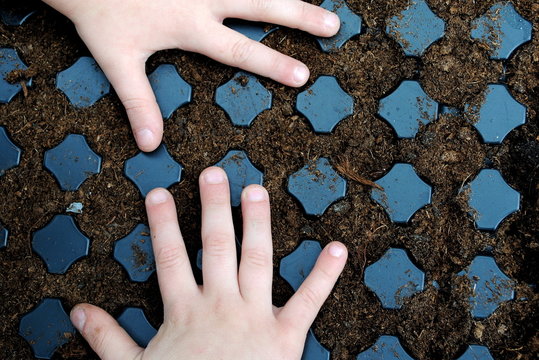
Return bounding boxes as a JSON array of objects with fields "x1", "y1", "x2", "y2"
[
  {"x1": 71, "y1": 304, "x2": 144, "y2": 360},
  {"x1": 97, "y1": 55, "x2": 164, "y2": 152}
]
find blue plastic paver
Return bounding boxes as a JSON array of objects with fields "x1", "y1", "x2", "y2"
[
  {"x1": 465, "y1": 84, "x2": 526, "y2": 144},
  {"x1": 356, "y1": 335, "x2": 415, "y2": 360},
  {"x1": 43, "y1": 134, "x2": 102, "y2": 191},
  {"x1": 288, "y1": 158, "x2": 347, "y2": 216},
  {"x1": 148, "y1": 64, "x2": 192, "y2": 119},
  {"x1": 19, "y1": 298, "x2": 75, "y2": 359},
  {"x1": 0, "y1": 5, "x2": 35, "y2": 26},
  {"x1": 456, "y1": 345, "x2": 494, "y2": 360},
  {"x1": 32, "y1": 214, "x2": 90, "y2": 274},
  {"x1": 215, "y1": 71, "x2": 272, "y2": 127},
  {"x1": 0, "y1": 48, "x2": 32, "y2": 103},
  {"x1": 302, "y1": 329, "x2": 330, "y2": 360},
  {"x1": 378, "y1": 80, "x2": 439, "y2": 139},
  {"x1": 114, "y1": 224, "x2": 155, "y2": 282},
  {"x1": 296, "y1": 76, "x2": 354, "y2": 133},
  {"x1": 371, "y1": 163, "x2": 432, "y2": 223},
  {"x1": 316, "y1": 0, "x2": 362, "y2": 52},
  {"x1": 124, "y1": 144, "x2": 183, "y2": 197},
  {"x1": 471, "y1": 2, "x2": 532, "y2": 60},
  {"x1": 224, "y1": 19, "x2": 278, "y2": 42},
  {"x1": 117, "y1": 307, "x2": 157, "y2": 348},
  {"x1": 457, "y1": 256, "x2": 515, "y2": 319},
  {"x1": 0, "y1": 126, "x2": 22, "y2": 176},
  {"x1": 280, "y1": 240, "x2": 322, "y2": 291},
  {"x1": 214, "y1": 150, "x2": 264, "y2": 207},
  {"x1": 56, "y1": 57, "x2": 110, "y2": 107},
  {"x1": 386, "y1": 0, "x2": 445, "y2": 57},
  {"x1": 0, "y1": 226, "x2": 7, "y2": 249},
  {"x1": 466, "y1": 169, "x2": 520, "y2": 231},
  {"x1": 364, "y1": 248, "x2": 425, "y2": 309},
  {"x1": 196, "y1": 248, "x2": 203, "y2": 270}
]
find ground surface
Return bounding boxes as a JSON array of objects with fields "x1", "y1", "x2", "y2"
[{"x1": 0, "y1": 0, "x2": 538, "y2": 359}]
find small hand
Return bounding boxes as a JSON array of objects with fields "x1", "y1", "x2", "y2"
[
  {"x1": 70, "y1": 167, "x2": 347, "y2": 360},
  {"x1": 43, "y1": 0, "x2": 340, "y2": 151}
]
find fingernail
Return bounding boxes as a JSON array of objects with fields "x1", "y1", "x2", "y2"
[
  {"x1": 148, "y1": 189, "x2": 168, "y2": 204},
  {"x1": 246, "y1": 187, "x2": 267, "y2": 202},
  {"x1": 71, "y1": 307, "x2": 86, "y2": 332},
  {"x1": 324, "y1": 12, "x2": 340, "y2": 32},
  {"x1": 328, "y1": 243, "x2": 345, "y2": 258},
  {"x1": 293, "y1": 65, "x2": 309, "y2": 85},
  {"x1": 136, "y1": 128, "x2": 154, "y2": 149},
  {"x1": 204, "y1": 168, "x2": 225, "y2": 184}
]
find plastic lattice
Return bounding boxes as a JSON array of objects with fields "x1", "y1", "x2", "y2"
[
  {"x1": 288, "y1": 158, "x2": 347, "y2": 216},
  {"x1": 0, "y1": 47, "x2": 32, "y2": 103},
  {"x1": 356, "y1": 335, "x2": 415, "y2": 360},
  {"x1": 124, "y1": 144, "x2": 183, "y2": 197},
  {"x1": 378, "y1": 80, "x2": 439, "y2": 139},
  {"x1": 296, "y1": 76, "x2": 354, "y2": 133},
  {"x1": 215, "y1": 149, "x2": 264, "y2": 207},
  {"x1": 19, "y1": 298, "x2": 75, "y2": 359},
  {"x1": 56, "y1": 57, "x2": 110, "y2": 107},
  {"x1": 117, "y1": 307, "x2": 157, "y2": 348},
  {"x1": 148, "y1": 64, "x2": 192, "y2": 119},
  {"x1": 456, "y1": 345, "x2": 494, "y2": 360},
  {"x1": 279, "y1": 240, "x2": 322, "y2": 291},
  {"x1": 371, "y1": 163, "x2": 432, "y2": 223},
  {"x1": 364, "y1": 248, "x2": 425, "y2": 309},
  {"x1": 0, "y1": 4, "x2": 35, "y2": 26},
  {"x1": 224, "y1": 19, "x2": 278, "y2": 42},
  {"x1": 215, "y1": 71, "x2": 272, "y2": 127},
  {"x1": 458, "y1": 255, "x2": 515, "y2": 319},
  {"x1": 0, "y1": 126, "x2": 21, "y2": 176},
  {"x1": 0, "y1": 226, "x2": 7, "y2": 249},
  {"x1": 316, "y1": 0, "x2": 362, "y2": 52},
  {"x1": 302, "y1": 329, "x2": 330, "y2": 360},
  {"x1": 43, "y1": 134, "x2": 102, "y2": 191},
  {"x1": 114, "y1": 224, "x2": 156, "y2": 282}
]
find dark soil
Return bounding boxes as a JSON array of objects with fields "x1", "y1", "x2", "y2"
[{"x1": 1, "y1": 0, "x2": 538, "y2": 359}]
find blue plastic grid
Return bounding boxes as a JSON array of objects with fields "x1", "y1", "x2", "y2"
[
  {"x1": 0, "y1": 48, "x2": 32, "y2": 103},
  {"x1": 316, "y1": 0, "x2": 362, "y2": 52},
  {"x1": 0, "y1": 126, "x2": 22, "y2": 176},
  {"x1": 113, "y1": 224, "x2": 156, "y2": 282}
]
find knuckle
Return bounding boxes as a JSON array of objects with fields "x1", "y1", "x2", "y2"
[
  {"x1": 156, "y1": 245, "x2": 186, "y2": 270},
  {"x1": 243, "y1": 248, "x2": 270, "y2": 268},
  {"x1": 297, "y1": 284, "x2": 321, "y2": 310},
  {"x1": 251, "y1": 0, "x2": 273, "y2": 11},
  {"x1": 121, "y1": 97, "x2": 151, "y2": 115},
  {"x1": 230, "y1": 38, "x2": 255, "y2": 66},
  {"x1": 204, "y1": 232, "x2": 234, "y2": 257},
  {"x1": 87, "y1": 325, "x2": 110, "y2": 355}
]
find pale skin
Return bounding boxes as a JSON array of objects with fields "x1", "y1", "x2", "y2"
[
  {"x1": 42, "y1": 0, "x2": 341, "y2": 152},
  {"x1": 69, "y1": 167, "x2": 347, "y2": 359}
]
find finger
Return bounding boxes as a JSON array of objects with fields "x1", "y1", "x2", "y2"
[
  {"x1": 146, "y1": 188, "x2": 199, "y2": 311},
  {"x1": 94, "y1": 54, "x2": 163, "y2": 152},
  {"x1": 199, "y1": 167, "x2": 239, "y2": 295},
  {"x1": 194, "y1": 24, "x2": 310, "y2": 87},
  {"x1": 238, "y1": 185, "x2": 273, "y2": 305},
  {"x1": 221, "y1": 0, "x2": 340, "y2": 37},
  {"x1": 70, "y1": 304, "x2": 143, "y2": 360},
  {"x1": 277, "y1": 242, "x2": 347, "y2": 334}
]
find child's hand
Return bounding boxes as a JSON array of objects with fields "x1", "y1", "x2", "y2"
[
  {"x1": 70, "y1": 167, "x2": 347, "y2": 359},
  {"x1": 42, "y1": 0, "x2": 340, "y2": 152}
]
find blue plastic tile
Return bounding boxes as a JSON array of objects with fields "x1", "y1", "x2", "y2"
[
  {"x1": 457, "y1": 256, "x2": 515, "y2": 319},
  {"x1": 280, "y1": 240, "x2": 322, "y2": 291},
  {"x1": 114, "y1": 224, "x2": 155, "y2": 282},
  {"x1": 196, "y1": 248, "x2": 203, "y2": 270},
  {"x1": 296, "y1": 76, "x2": 354, "y2": 133},
  {"x1": 117, "y1": 307, "x2": 157, "y2": 348},
  {"x1": 0, "y1": 6, "x2": 35, "y2": 26},
  {"x1": 302, "y1": 329, "x2": 330, "y2": 360},
  {"x1": 224, "y1": 19, "x2": 278, "y2": 42},
  {"x1": 371, "y1": 163, "x2": 432, "y2": 224},
  {"x1": 288, "y1": 158, "x2": 347, "y2": 216},
  {"x1": 56, "y1": 57, "x2": 110, "y2": 107},
  {"x1": 0, "y1": 126, "x2": 22, "y2": 176},
  {"x1": 356, "y1": 335, "x2": 415, "y2": 360},
  {"x1": 19, "y1": 298, "x2": 75, "y2": 359},
  {"x1": 466, "y1": 169, "x2": 520, "y2": 231},
  {"x1": 43, "y1": 134, "x2": 102, "y2": 191},
  {"x1": 32, "y1": 214, "x2": 90, "y2": 274},
  {"x1": 215, "y1": 71, "x2": 272, "y2": 127},
  {"x1": 471, "y1": 2, "x2": 532, "y2": 60},
  {"x1": 364, "y1": 248, "x2": 425, "y2": 309},
  {"x1": 214, "y1": 149, "x2": 264, "y2": 207},
  {"x1": 316, "y1": 0, "x2": 362, "y2": 52},
  {"x1": 456, "y1": 345, "x2": 494, "y2": 360},
  {"x1": 0, "y1": 48, "x2": 32, "y2": 103},
  {"x1": 378, "y1": 80, "x2": 439, "y2": 139},
  {"x1": 465, "y1": 84, "x2": 526, "y2": 144},
  {"x1": 386, "y1": 0, "x2": 445, "y2": 57},
  {"x1": 0, "y1": 225, "x2": 7, "y2": 249},
  {"x1": 148, "y1": 64, "x2": 192, "y2": 119},
  {"x1": 124, "y1": 144, "x2": 183, "y2": 197}
]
